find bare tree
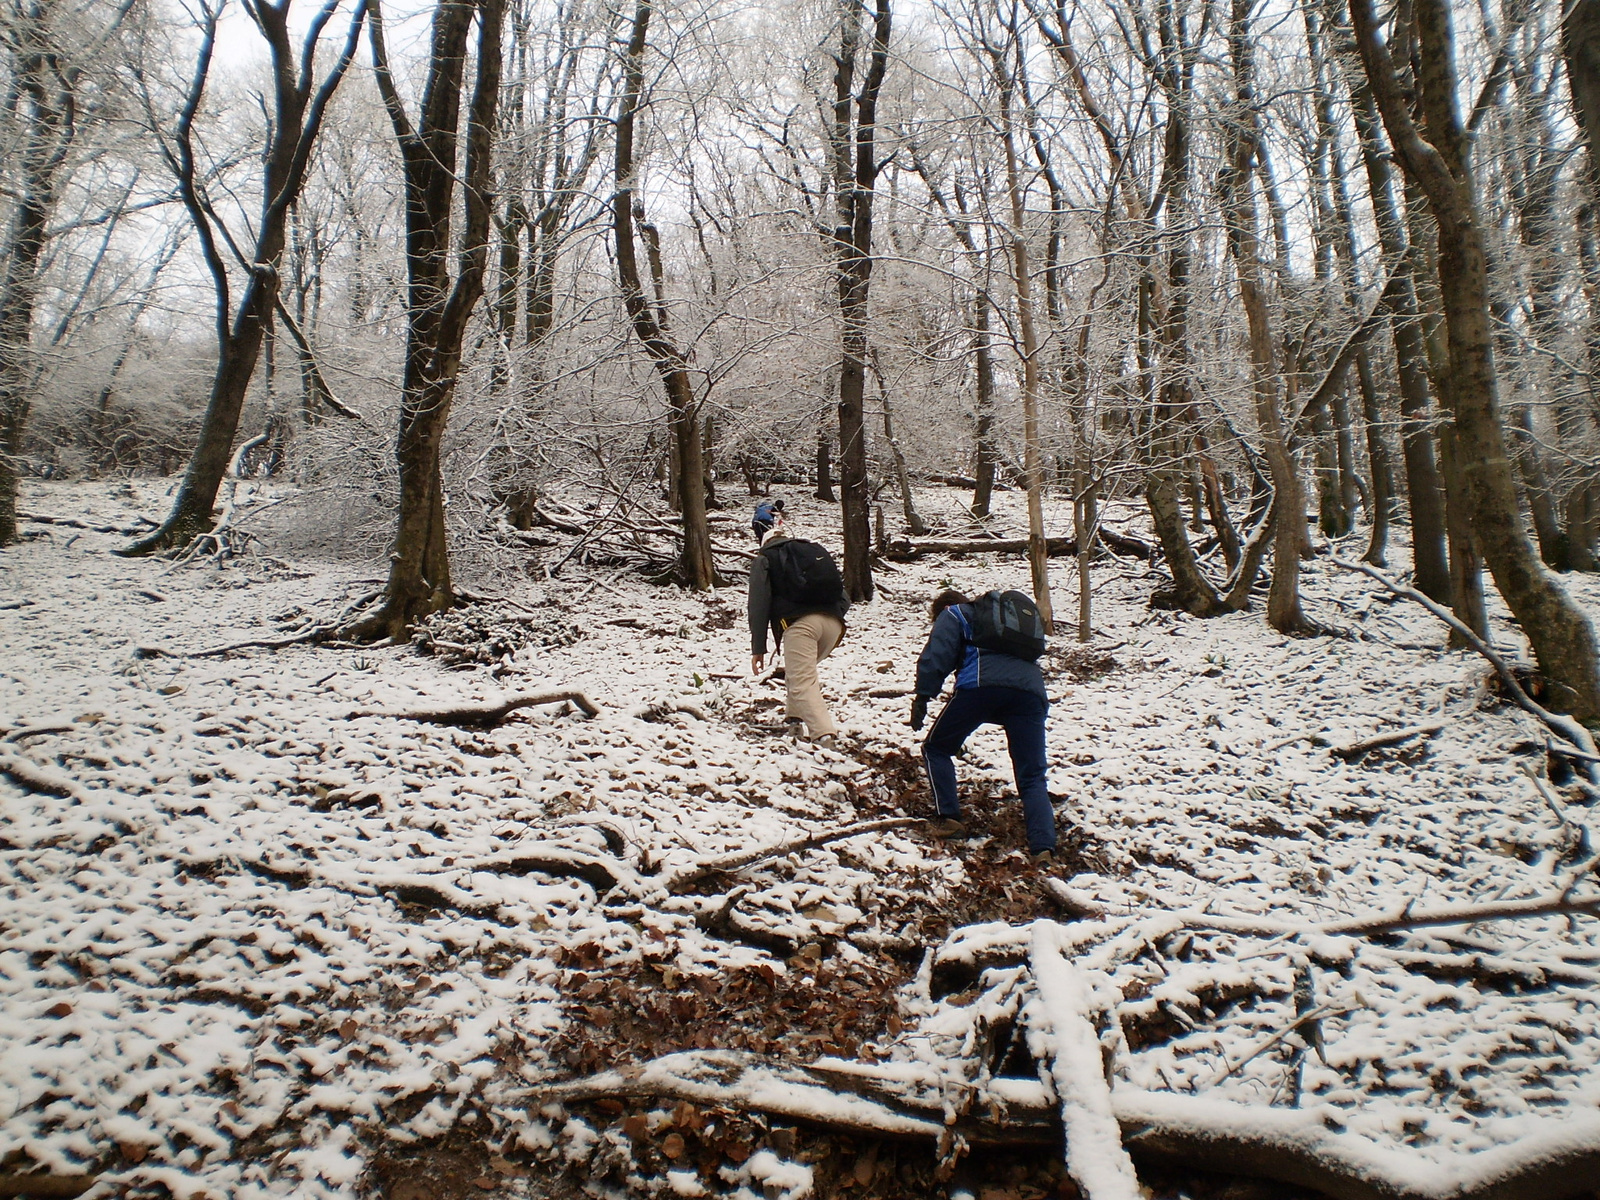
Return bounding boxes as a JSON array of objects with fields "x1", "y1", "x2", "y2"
[
  {"x1": 611, "y1": 0, "x2": 713, "y2": 590},
  {"x1": 121, "y1": 0, "x2": 369, "y2": 555},
  {"x1": 344, "y1": 0, "x2": 502, "y2": 639},
  {"x1": 1350, "y1": 0, "x2": 1600, "y2": 721},
  {"x1": 827, "y1": 0, "x2": 890, "y2": 604}
]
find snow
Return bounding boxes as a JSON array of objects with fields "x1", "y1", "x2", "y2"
[{"x1": 6, "y1": 478, "x2": 1600, "y2": 1196}]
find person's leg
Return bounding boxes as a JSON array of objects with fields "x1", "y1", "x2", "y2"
[
  {"x1": 921, "y1": 689, "x2": 989, "y2": 818},
  {"x1": 998, "y1": 691, "x2": 1054, "y2": 853},
  {"x1": 781, "y1": 614, "x2": 839, "y2": 737}
]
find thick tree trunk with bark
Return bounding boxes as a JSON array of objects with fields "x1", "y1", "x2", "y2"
[
  {"x1": 1352, "y1": 0, "x2": 1600, "y2": 721},
  {"x1": 814, "y1": 429, "x2": 835, "y2": 502},
  {"x1": 1143, "y1": 3, "x2": 1224, "y2": 617},
  {"x1": 123, "y1": 0, "x2": 367, "y2": 556},
  {"x1": 345, "y1": 0, "x2": 501, "y2": 640}
]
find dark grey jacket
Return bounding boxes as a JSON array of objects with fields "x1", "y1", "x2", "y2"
[{"x1": 747, "y1": 534, "x2": 849, "y2": 655}]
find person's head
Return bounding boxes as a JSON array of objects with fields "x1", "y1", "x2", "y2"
[
  {"x1": 929, "y1": 589, "x2": 968, "y2": 623},
  {"x1": 761, "y1": 522, "x2": 789, "y2": 546}
]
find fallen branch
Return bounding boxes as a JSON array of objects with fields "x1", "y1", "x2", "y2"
[
  {"x1": 663, "y1": 816, "x2": 919, "y2": 892},
  {"x1": 1328, "y1": 722, "x2": 1445, "y2": 761},
  {"x1": 348, "y1": 690, "x2": 600, "y2": 727},
  {"x1": 1040, "y1": 875, "x2": 1600, "y2": 939},
  {"x1": 0, "y1": 1173, "x2": 98, "y2": 1198},
  {"x1": 1329, "y1": 558, "x2": 1600, "y2": 783},
  {"x1": 0, "y1": 752, "x2": 78, "y2": 798},
  {"x1": 19, "y1": 512, "x2": 155, "y2": 536}
]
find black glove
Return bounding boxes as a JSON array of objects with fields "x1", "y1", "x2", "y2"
[{"x1": 910, "y1": 695, "x2": 929, "y2": 731}]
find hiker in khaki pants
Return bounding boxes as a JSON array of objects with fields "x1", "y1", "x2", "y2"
[{"x1": 746, "y1": 509, "x2": 850, "y2": 748}]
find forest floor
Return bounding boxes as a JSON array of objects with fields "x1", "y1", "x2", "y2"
[{"x1": 4, "y1": 480, "x2": 1600, "y2": 1200}]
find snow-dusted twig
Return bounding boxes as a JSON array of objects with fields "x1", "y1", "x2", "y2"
[
  {"x1": 1041, "y1": 876, "x2": 1600, "y2": 938},
  {"x1": 1198, "y1": 1001, "x2": 1360, "y2": 1091}
]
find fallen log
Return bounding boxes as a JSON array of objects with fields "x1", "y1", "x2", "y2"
[
  {"x1": 348, "y1": 690, "x2": 600, "y2": 727},
  {"x1": 528, "y1": 1049, "x2": 1600, "y2": 1200},
  {"x1": 884, "y1": 530, "x2": 1150, "y2": 562}
]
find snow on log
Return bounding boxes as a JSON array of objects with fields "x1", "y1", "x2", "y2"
[
  {"x1": 1114, "y1": 1090, "x2": 1600, "y2": 1200},
  {"x1": 1026, "y1": 921, "x2": 1143, "y2": 1200},
  {"x1": 884, "y1": 531, "x2": 1152, "y2": 562},
  {"x1": 347, "y1": 689, "x2": 600, "y2": 727}
]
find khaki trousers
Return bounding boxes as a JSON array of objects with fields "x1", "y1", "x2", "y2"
[{"x1": 781, "y1": 612, "x2": 844, "y2": 737}]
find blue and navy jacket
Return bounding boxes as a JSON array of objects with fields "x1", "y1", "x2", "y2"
[{"x1": 915, "y1": 604, "x2": 1047, "y2": 701}]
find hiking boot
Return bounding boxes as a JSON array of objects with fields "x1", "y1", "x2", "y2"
[
  {"x1": 925, "y1": 816, "x2": 968, "y2": 839},
  {"x1": 813, "y1": 733, "x2": 838, "y2": 750},
  {"x1": 1031, "y1": 849, "x2": 1055, "y2": 868}
]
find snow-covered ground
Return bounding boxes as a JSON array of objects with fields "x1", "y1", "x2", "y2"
[{"x1": 4, "y1": 479, "x2": 1600, "y2": 1199}]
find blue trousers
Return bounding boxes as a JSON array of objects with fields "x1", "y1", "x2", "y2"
[{"x1": 922, "y1": 686, "x2": 1054, "y2": 854}]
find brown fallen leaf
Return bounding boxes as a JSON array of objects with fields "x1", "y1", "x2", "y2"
[{"x1": 661, "y1": 1132, "x2": 686, "y2": 1160}]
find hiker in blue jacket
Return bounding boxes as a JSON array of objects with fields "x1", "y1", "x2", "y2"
[{"x1": 911, "y1": 589, "x2": 1055, "y2": 864}]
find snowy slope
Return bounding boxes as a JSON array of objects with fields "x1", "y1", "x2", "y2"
[{"x1": 3, "y1": 479, "x2": 1599, "y2": 1198}]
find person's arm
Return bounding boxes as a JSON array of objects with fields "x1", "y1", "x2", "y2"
[
  {"x1": 748, "y1": 553, "x2": 772, "y2": 669},
  {"x1": 915, "y1": 609, "x2": 963, "y2": 698}
]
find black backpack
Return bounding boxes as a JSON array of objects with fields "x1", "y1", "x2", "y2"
[
  {"x1": 764, "y1": 539, "x2": 845, "y2": 608},
  {"x1": 968, "y1": 589, "x2": 1047, "y2": 659}
]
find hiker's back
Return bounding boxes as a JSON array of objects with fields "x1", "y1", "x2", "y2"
[{"x1": 763, "y1": 538, "x2": 848, "y2": 616}]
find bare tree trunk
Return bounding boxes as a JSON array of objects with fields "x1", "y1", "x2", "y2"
[
  {"x1": 1144, "y1": 0, "x2": 1224, "y2": 617},
  {"x1": 1224, "y1": 0, "x2": 1314, "y2": 634},
  {"x1": 1337, "y1": 18, "x2": 1453, "y2": 601},
  {"x1": 814, "y1": 428, "x2": 835, "y2": 501},
  {"x1": 870, "y1": 349, "x2": 926, "y2": 537},
  {"x1": 123, "y1": 0, "x2": 368, "y2": 555},
  {"x1": 971, "y1": 292, "x2": 998, "y2": 518},
  {"x1": 992, "y1": 38, "x2": 1053, "y2": 630},
  {"x1": 345, "y1": 0, "x2": 500, "y2": 640},
  {"x1": 1352, "y1": 0, "x2": 1600, "y2": 721},
  {"x1": 828, "y1": 0, "x2": 890, "y2": 603},
  {"x1": 1355, "y1": 353, "x2": 1394, "y2": 564},
  {"x1": 611, "y1": 0, "x2": 713, "y2": 589},
  {"x1": 1563, "y1": 0, "x2": 1600, "y2": 214},
  {"x1": 0, "y1": 0, "x2": 79, "y2": 545}
]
